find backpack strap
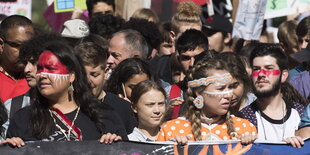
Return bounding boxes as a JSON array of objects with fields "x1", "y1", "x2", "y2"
[{"x1": 9, "y1": 95, "x2": 24, "y2": 118}]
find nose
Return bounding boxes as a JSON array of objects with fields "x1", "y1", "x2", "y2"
[
  {"x1": 153, "y1": 105, "x2": 161, "y2": 114},
  {"x1": 24, "y1": 62, "x2": 31, "y2": 73},
  {"x1": 189, "y1": 57, "x2": 195, "y2": 67}
]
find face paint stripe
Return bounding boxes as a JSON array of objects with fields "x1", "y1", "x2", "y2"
[
  {"x1": 251, "y1": 69, "x2": 280, "y2": 77},
  {"x1": 188, "y1": 73, "x2": 233, "y2": 88}
]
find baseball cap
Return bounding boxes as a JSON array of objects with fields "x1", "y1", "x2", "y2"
[
  {"x1": 203, "y1": 15, "x2": 232, "y2": 35},
  {"x1": 61, "y1": 19, "x2": 90, "y2": 38},
  {"x1": 291, "y1": 43, "x2": 310, "y2": 63}
]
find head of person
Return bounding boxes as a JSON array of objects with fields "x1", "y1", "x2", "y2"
[
  {"x1": 216, "y1": 52, "x2": 250, "y2": 113},
  {"x1": 121, "y1": 18, "x2": 161, "y2": 60},
  {"x1": 131, "y1": 8, "x2": 160, "y2": 24},
  {"x1": 86, "y1": 0, "x2": 115, "y2": 18},
  {"x1": 176, "y1": 29, "x2": 209, "y2": 72},
  {"x1": 277, "y1": 20, "x2": 300, "y2": 69},
  {"x1": 32, "y1": 41, "x2": 104, "y2": 139},
  {"x1": 237, "y1": 41, "x2": 260, "y2": 76},
  {"x1": 107, "y1": 29, "x2": 148, "y2": 69},
  {"x1": 0, "y1": 15, "x2": 34, "y2": 73},
  {"x1": 185, "y1": 58, "x2": 235, "y2": 140},
  {"x1": 296, "y1": 16, "x2": 310, "y2": 49},
  {"x1": 75, "y1": 41, "x2": 109, "y2": 100},
  {"x1": 171, "y1": 1, "x2": 202, "y2": 38},
  {"x1": 88, "y1": 13, "x2": 125, "y2": 40},
  {"x1": 105, "y1": 58, "x2": 152, "y2": 100},
  {"x1": 19, "y1": 33, "x2": 64, "y2": 88},
  {"x1": 130, "y1": 80, "x2": 166, "y2": 129},
  {"x1": 158, "y1": 22, "x2": 175, "y2": 56},
  {"x1": 202, "y1": 15, "x2": 233, "y2": 53},
  {"x1": 250, "y1": 43, "x2": 289, "y2": 99}
]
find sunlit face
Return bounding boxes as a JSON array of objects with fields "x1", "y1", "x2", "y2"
[
  {"x1": 36, "y1": 51, "x2": 73, "y2": 100},
  {"x1": 179, "y1": 47, "x2": 204, "y2": 71},
  {"x1": 159, "y1": 42, "x2": 175, "y2": 56},
  {"x1": 84, "y1": 65, "x2": 105, "y2": 99},
  {"x1": 199, "y1": 70, "x2": 233, "y2": 117},
  {"x1": 1, "y1": 26, "x2": 34, "y2": 72},
  {"x1": 133, "y1": 89, "x2": 166, "y2": 128},
  {"x1": 92, "y1": 2, "x2": 114, "y2": 15},
  {"x1": 252, "y1": 56, "x2": 283, "y2": 98},
  {"x1": 229, "y1": 78, "x2": 244, "y2": 108},
  {"x1": 208, "y1": 32, "x2": 224, "y2": 52},
  {"x1": 24, "y1": 60, "x2": 37, "y2": 87},
  {"x1": 107, "y1": 34, "x2": 131, "y2": 69},
  {"x1": 124, "y1": 73, "x2": 149, "y2": 99}
]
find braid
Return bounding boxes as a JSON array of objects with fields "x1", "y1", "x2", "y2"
[
  {"x1": 225, "y1": 111, "x2": 237, "y2": 139},
  {"x1": 187, "y1": 90, "x2": 202, "y2": 140}
]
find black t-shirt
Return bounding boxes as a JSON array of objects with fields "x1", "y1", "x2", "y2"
[
  {"x1": 103, "y1": 92, "x2": 137, "y2": 134},
  {"x1": 7, "y1": 105, "x2": 128, "y2": 141}
]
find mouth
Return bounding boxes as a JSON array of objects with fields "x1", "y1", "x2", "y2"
[
  {"x1": 221, "y1": 102, "x2": 230, "y2": 108},
  {"x1": 39, "y1": 82, "x2": 51, "y2": 88},
  {"x1": 151, "y1": 116, "x2": 163, "y2": 120}
]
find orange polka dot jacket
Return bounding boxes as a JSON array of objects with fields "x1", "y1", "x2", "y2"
[{"x1": 157, "y1": 115, "x2": 257, "y2": 141}]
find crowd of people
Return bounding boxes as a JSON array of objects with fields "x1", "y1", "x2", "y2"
[{"x1": 0, "y1": 0, "x2": 310, "y2": 151}]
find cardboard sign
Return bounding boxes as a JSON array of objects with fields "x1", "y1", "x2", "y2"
[
  {"x1": 54, "y1": 0, "x2": 87, "y2": 13},
  {"x1": 0, "y1": 0, "x2": 32, "y2": 19}
]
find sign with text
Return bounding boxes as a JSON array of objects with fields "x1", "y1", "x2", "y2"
[{"x1": 0, "y1": 0, "x2": 32, "y2": 19}]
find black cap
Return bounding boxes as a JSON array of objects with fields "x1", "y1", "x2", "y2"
[
  {"x1": 203, "y1": 15, "x2": 232, "y2": 34},
  {"x1": 291, "y1": 43, "x2": 310, "y2": 63}
]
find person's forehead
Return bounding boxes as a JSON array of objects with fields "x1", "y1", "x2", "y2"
[
  {"x1": 253, "y1": 55, "x2": 278, "y2": 67},
  {"x1": 6, "y1": 26, "x2": 33, "y2": 40}
]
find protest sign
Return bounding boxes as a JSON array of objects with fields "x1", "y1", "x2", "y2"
[
  {"x1": 0, "y1": 0, "x2": 32, "y2": 19},
  {"x1": 54, "y1": 0, "x2": 87, "y2": 13}
]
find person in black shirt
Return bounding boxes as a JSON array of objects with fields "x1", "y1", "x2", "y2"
[{"x1": 3, "y1": 41, "x2": 127, "y2": 147}]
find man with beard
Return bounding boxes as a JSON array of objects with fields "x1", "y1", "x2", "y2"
[
  {"x1": 0, "y1": 15, "x2": 34, "y2": 103},
  {"x1": 239, "y1": 43, "x2": 305, "y2": 148}
]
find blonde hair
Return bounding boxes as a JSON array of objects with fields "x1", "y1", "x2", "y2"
[
  {"x1": 171, "y1": 1, "x2": 202, "y2": 36},
  {"x1": 131, "y1": 8, "x2": 160, "y2": 24},
  {"x1": 185, "y1": 59, "x2": 237, "y2": 140}
]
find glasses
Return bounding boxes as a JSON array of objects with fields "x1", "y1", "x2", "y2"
[{"x1": 3, "y1": 40, "x2": 24, "y2": 48}]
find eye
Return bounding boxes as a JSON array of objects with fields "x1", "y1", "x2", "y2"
[
  {"x1": 229, "y1": 82, "x2": 239, "y2": 89},
  {"x1": 179, "y1": 55, "x2": 191, "y2": 61},
  {"x1": 91, "y1": 72, "x2": 99, "y2": 77}
]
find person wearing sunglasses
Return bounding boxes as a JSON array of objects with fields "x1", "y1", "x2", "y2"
[{"x1": 0, "y1": 15, "x2": 34, "y2": 103}]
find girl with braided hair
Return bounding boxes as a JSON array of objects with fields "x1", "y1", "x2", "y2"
[{"x1": 157, "y1": 58, "x2": 257, "y2": 144}]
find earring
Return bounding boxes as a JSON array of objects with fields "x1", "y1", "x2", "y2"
[
  {"x1": 68, "y1": 82, "x2": 74, "y2": 101},
  {"x1": 193, "y1": 95, "x2": 204, "y2": 109}
]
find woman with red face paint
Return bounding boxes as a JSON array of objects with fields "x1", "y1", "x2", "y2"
[{"x1": 2, "y1": 41, "x2": 127, "y2": 147}]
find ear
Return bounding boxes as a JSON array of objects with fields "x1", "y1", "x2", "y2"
[
  {"x1": 224, "y1": 33, "x2": 232, "y2": 44},
  {"x1": 169, "y1": 31, "x2": 176, "y2": 41},
  {"x1": 281, "y1": 69, "x2": 288, "y2": 83},
  {"x1": 69, "y1": 73, "x2": 75, "y2": 83}
]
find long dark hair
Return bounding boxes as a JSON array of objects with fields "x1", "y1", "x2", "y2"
[
  {"x1": 31, "y1": 41, "x2": 105, "y2": 139},
  {"x1": 105, "y1": 58, "x2": 155, "y2": 97}
]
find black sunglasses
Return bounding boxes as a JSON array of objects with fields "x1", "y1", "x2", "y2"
[{"x1": 3, "y1": 40, "x2": 24, "y2": 48}]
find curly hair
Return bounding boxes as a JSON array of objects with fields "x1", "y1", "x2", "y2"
[{"x1": 88, "y1": 13, "x2": 125, "y2": 39}]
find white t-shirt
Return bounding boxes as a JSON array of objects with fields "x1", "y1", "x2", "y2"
[{"x1": 256, "y1": 108, "x2": 300, "y2": 142}]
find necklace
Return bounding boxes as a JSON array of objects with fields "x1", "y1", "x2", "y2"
[
  {"x1": 201, "y1": 114, "x2": 222, "y2": 125},
  {"x1": 258, "y1": 100, "x2": 286, "y2": 140},
  {"x1": 49, "y1": 107, "x2": 80, "y2": 141}
]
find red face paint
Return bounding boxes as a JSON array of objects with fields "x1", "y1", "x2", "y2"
[
  {"x1": 37, "y1": 51, "x2": 69, "y2": 74},
  {"x1": 251, "y1": 69, "x2": 280, "y2": 77}
]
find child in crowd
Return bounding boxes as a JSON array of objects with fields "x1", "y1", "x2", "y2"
[
  {"x1": 157, "y1": 59, "x2": 257, "y2": 144},
  {"x1": 128, "y1": 80, "x2": 166, "y2": 141}
]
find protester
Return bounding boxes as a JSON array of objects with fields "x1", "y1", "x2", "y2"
[
  {"x1": 216, "y1": 52, "x2": 254, "y2": 114},
  {"x1": 75, "y1": 41, "x2": 137, "y2": 134},
  {"x1": 171, "y1": 1, "x2": 202, "y2": 38},
  {"x1": 0, "y1": 15, "x2": 34, "y2": 103},
  {"x1": 202, "y1": 15, "x2": 233, "y2": 53},
  {"x1": 88, "y1": 13, "x2": 124, "y2": 40},
  {"x1": 86, "y1": 0, "x2": 115, "y2": 18},
  {"x1": 2, "y1": 34, "x2": 65, "y2": 136},
  {"x1": 239, "y1": 43, "x2": 305, "y2": 148},
  {"x1": 3, "y1": 41, "x2": 127, "y2": 147},
  {"x1": 157, "y1": 58, "x2": 257, "y2": 144},
  {"x1": 128, "y1": 80, "x2": 166, "y2": 141},
  {"x1": 296, "y1": 16, "x2": 310, "y2": 49},
  {"x1": 106, "y1": 29, "x2": 148, "y2": 70},
  {"x1": 105, "y1": 58, "x2": 153, "y2": 101},
  {"x1": 131, "y1": 8, "x2": 160, "y2": 24},
  {"x1": 158, "y1": 22, "x2": 175, "y2": 56}
]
